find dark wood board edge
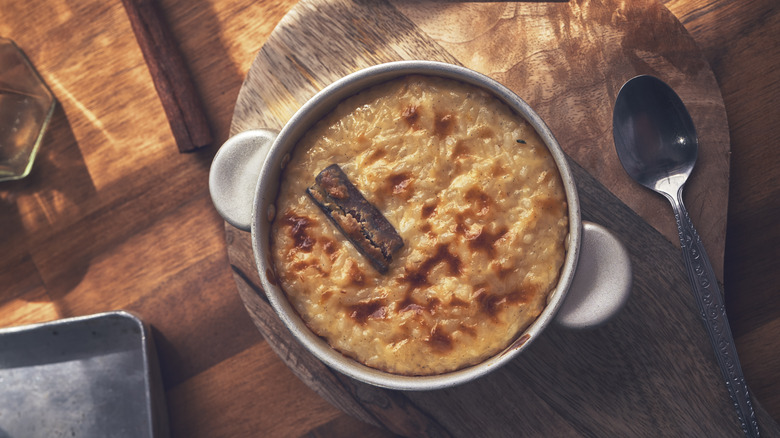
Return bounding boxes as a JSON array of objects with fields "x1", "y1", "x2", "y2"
[
  {"x1": 222, "y1": 155, "x2": 780, "y2": 436},
  {"x1": 220, "y1": 0, "x2": 769, "y2": 435}
]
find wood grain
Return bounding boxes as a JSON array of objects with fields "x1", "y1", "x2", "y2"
[
  {"x1": 226, "y1": 159, "x2": 780, "y2": 436},
  {"x1": 225, "y1": 0, "x2": 774, "y2": 435},
  {"x1": 0, "y1": 0, "x2": 777, "y2": 437},
  {"x1": 661, "y1": 0, "x2": 780, "y2": 417},
  {"x1": 234, "y1": 0, "x2": 730, "y2": 282}
]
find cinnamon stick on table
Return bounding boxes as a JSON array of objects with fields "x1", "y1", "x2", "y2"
[{"x1": 120, "y1": 0, "x2": 212, "y2": 153}]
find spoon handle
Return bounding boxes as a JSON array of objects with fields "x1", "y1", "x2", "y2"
[{"x1": 670, "y1": 193, "x2": 760, "y2": 437}]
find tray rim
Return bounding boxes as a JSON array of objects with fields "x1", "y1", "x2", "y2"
[{"x1": 0, "y1": 310, "x2": 170, "y2": 438}]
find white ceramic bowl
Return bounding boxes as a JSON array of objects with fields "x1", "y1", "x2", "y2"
[{"x1": 210, "y1": 61, "x2": 632, "y2": 390}]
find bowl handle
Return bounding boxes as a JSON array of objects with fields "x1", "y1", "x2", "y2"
[
  {"x1": 555, "y1": 221, "x2": 632, "y2": 329},
  {"x1": 209, "y1": 129, "x2": 279, "y2": 231}
]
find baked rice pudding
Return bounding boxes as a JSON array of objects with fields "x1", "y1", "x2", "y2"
[{"x1": 270, "y1": 75, "x2": 568, "y2": 376}]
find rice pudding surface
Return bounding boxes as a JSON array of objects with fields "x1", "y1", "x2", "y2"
[{"x1": 271, "y1": 75, "x2": 568, "y2": 375}]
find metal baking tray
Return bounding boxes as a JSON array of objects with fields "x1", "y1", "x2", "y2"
[{"x1": 0, "y1": 311, "x2": 169, "y2": 437}]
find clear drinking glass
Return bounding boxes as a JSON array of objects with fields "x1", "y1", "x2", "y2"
[{"x1": 0, "y1": 38, "x2": 55, "y2": 182}]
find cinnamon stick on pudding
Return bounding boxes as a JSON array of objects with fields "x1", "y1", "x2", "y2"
[{"x1": 306, "y1": 164, "x2": 403, "y2": 273}]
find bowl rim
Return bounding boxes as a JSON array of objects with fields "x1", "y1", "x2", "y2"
[{"x1": 250, "y1": 60, "x2": 582, "y2": 390}]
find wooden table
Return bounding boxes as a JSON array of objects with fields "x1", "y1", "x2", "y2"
[{"x1": 0, "y1": 0, "x2": 777, "y2": 436}]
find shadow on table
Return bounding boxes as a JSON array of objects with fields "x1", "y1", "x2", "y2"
[{"x1": 0, "y1": 102, "x2": 93, "y2": 311}]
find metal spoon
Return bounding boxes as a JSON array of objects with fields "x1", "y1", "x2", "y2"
[{"x1": 613, "y1": 75, "x2": 760, "y2": 437}]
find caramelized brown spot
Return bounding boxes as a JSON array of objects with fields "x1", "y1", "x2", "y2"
[
  {"x1": 467, "y1": 226, "x2": 509, "y2": 256},
  {"x1": 474, "y1": 125, "x2": 495, "y2": 138},
  {"x1": 265, "y1": 268, "x2": 278, "y2": 286},
  {"x1": 491, "y1": 163, "x2": 507, "y2": 178},
  {"x1": 449, "y1": 296, "x2": 469, "y2": 307},
  {"x1": 320, "y1": 291, "x2": 333, "y2": 304},
  {"x1": 398, "y1": 294, "x2": 413, "y2": 309},
  {"x1": 291, "y1": 261, "x2": 311, "y2": 272},
  {"x1": 400, "y1": 244, "x2": 462, "y2": 292},
  {"x1": 427, "y1": 297, "x2": 441, "y2": 315},
  {"x1": 400, "y1": 296, "x2": 441, "y2": 316},
  {"x1": 421, "y1": 203, "x2": 437, "y2": 219},
  {"x1": 400, "y1": 301, "x2": 424, "y2": 315},
  {"x1": 400, "y1": 268, "x2": 429, "y2": 292},
  {"x1": 365, "y1": 148, "x2": 386, "y2": 165},
  {"x1": 347, "y1": 261, "x2": 365, "y2": 286},
  {"x1": 434, "y1": 112, "x2": 456, "y2": 137},
  {"x1": 348, "y1": 300, "x2": 387, "y2": 325},
  {"x1": 283, "y1": 212, "x2": 316, "y2": 252},
  {"x1": 322, "y1": 239, "x2": 338, "y2": 256},
  {"x1": 454, "y1": 213, "x2": 469, "y2": 236},
  {"x1": 465, "y1": 187, "x2": 492, "y2": 216},
  {"x1": 506, "y1": 290, "x2": 524, "y2": 303},
  {"x1": 458, "y1": 323, "x2": 477, "y2": 337},
  {"x1": 291, "y1": 260, "x2": 325, "y2": 277},
  {"x1": 490, "y1": 261, "x2": 514, "y2": 279},
  {"x1": 473, "y1": 285, "x2": 525, "y2": 321},
  {"x1": 451, "y1": 140, "x2": 470, "y2": 159},
  {"x1": 427, "y1": 325, "x2": 453, "y2": 353},
  {"x1": 475, "y1": 286, "x2": 508, "y2": 320},
  {"x1": 402, "y1": 105, "x2": 420, "y2": 129},
  {"x1": 387, "y1": 172, "x2": 413, "y2": 198},
  {"x1": 513, "y1": 283, "x2": 541, "y2": 304},
  {"x1": 420, "y1": 223, "x2": 433, "y2": 234}
]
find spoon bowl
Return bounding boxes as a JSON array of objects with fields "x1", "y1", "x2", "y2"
[
  {"x1": 613, "y1": 75, "x2": 698, "y2": 198},
  {"x1": 613, "y1": 75, "x2": 760, "y2": 438}
]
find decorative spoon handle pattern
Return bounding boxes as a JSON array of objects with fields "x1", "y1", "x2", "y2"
[{"x1": 671, "y1": 190, "x2": 760, "y2": 438}]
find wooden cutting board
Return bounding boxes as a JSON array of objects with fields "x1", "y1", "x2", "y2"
[{"x1": 224, "y1": 0, "x2": 779, "y2": 435}]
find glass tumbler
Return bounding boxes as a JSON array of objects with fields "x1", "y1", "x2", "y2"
[{"x1": 0, "y1": 38, "x2": 55, "y2": 182}]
